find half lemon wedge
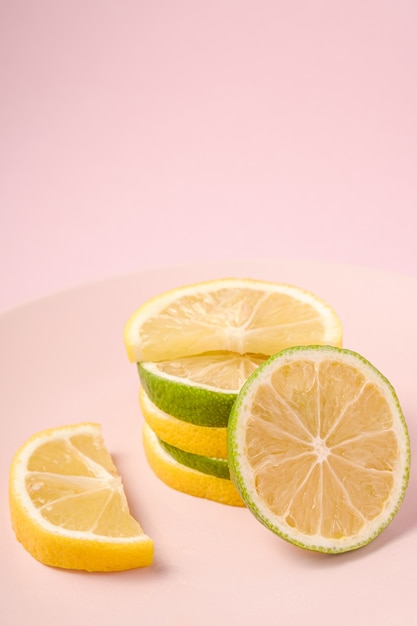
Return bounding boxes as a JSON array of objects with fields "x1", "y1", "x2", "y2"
[{"x1": 9, "y1": 422, "x2": 153, "y2": 571}]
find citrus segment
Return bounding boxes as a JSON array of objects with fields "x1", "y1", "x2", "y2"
[
  {"x1": 139, "y1": 387, "x2": 228, "y2": 458},
  {"x1": 9, "y1": 423, "x2": 154, "y2": 571},
  {"x1": 124, "y1": 278, "x2": 343, "y2": 362},
  {"x1": 142, "y1": 424, "x2": 244, "y2": 507},
  {"x1": 228, "y1": 346, "x2": 410, "y2": 553}
]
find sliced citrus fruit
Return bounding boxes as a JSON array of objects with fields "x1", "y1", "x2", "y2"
[
  {"x1": 9, "y1": 423, "x2": 154, "y2": 571},
  {"x1": 228, "y1": 346, "x2": 410, "y2": 553},
  {"x1": 138, "y1": 353, "x2": 265, "y2": 426},
  {"x1": 159, "y1": 438, "x2": 230, "y2": 479},
  {"x1": 142, "y1": 424, "x2": 244, "y2": 507},
  {"x1": 124, "y1": 278, "x2": 343, "y2": 363},
  {"x1": 139, "y1": 387, "x2": 228, "y2": 458}
]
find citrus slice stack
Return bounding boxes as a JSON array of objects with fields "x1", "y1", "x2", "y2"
[
  {"x1": 124, "y1": 278, "x2": 343, "y2": 506},
  {"x1": 9, "y1": 423, "x2": 154, "y2": 571},
  {"x1": 139, "y1": 387, "x2": 228, "y2": 458},
  {"x1": 142, "y1": 424, "x2": 243, "y2": 507},
  {"x1": 228, "y1": 346, "x2": 410, "y2": 552}
]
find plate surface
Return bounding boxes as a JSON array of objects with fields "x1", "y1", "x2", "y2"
[{"x1": 1, "y1": 259, "x2": 416, "y2": 626}]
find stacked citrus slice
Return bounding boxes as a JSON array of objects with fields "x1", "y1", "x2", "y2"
[{"x1": 124, "y1": 278, "x2": 343, "y2": 506}]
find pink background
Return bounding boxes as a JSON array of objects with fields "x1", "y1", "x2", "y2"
[
  {"x1": 1, "y1": 5, "x2": 417, "y2": 624},
  {"x1": 1, "y1": 0, "x2": 416, "y2": 312}
]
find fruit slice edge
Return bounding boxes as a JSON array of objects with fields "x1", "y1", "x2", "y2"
[{"x1": 143, "y1": 424, "x2": 244, "y2": 507}]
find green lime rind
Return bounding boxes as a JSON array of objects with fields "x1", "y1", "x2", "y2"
[
  {"x1": 228, "y1": 344, "x2": 411, "y2": 554},
  {"x1": 137, "y1": 362, "x2": 236, "y2": 427},
  {"x1": 158, "y1": 437, "x2": 231, "y2": 480}
]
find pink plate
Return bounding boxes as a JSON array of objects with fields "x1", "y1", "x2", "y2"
[{"x1": 1, "y1": 259, "x2": 416, "y2": 626}]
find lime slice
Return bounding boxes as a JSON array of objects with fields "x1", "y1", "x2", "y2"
[
  {"x1": 158, "y1": 438, "x2": 230, "y2": 480},
  {"x1": 139, "y1": 387, "x2": 228, "y2": 458},
  {"x1": 138, "y1": 353, "x2": 265, "y2": 426},
  {"x1": 228, "y1": 345, "x2": 410, "y2": 553},
  {"x1": 142, "y1": 424, "x2": 244, "y2": 507}
]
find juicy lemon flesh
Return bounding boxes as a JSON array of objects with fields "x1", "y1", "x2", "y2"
[
  {"x1": 9, "y1": 424, "x2": 154, "y2": 571},
  {"x1": 140, "y1": 290, "x2": 334, "y2": 357},
  {"x1": 25, "y1": 433, "x2": 142, "y2": 537},
  {"x1": 125, "y1": 280, "x2": 342, "y2": 362},
  {"x1": 149, "y1": 352, "x2": 266, "y2": 392},
  {"x1": 241, "y1": 354, "x2": 408, "y2": 548}
]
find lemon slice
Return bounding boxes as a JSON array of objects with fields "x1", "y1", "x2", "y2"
[
  {"x1": 228, "y1": 346, "x2": 410, "y2": 553},
  {"x1": 9, "y1": 423, "x2": 154, "y2": 571},
  {"x1": 124, "y1": 278, "x2": 343, "y2": 362},
  {"x1": 139, "y1": 387, "x2": 228, "y2": 458},
  {"x1": 138, "y1": 353, "x2": 265, "y2": 426},
  {"x1": 142, "y1": 424, "x2": 244, "y2": 507}
]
